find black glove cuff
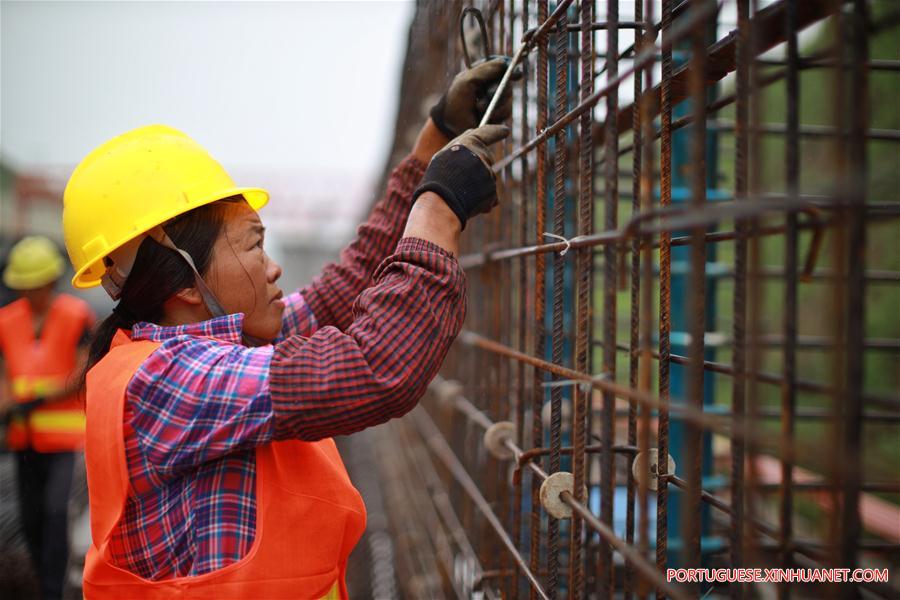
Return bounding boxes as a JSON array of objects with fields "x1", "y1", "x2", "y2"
[
  {"x1": 413, "y1": 181, "x2": 469, "y2": 229},
  {"x1": 429, "y1": 96, "x2": 457, "y2": 139},
  {"x1": 413, "y1": 146, "x2": 496, "y2": 231}
]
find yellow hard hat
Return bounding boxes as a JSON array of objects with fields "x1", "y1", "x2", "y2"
[
  {"x1": 3, "y1": 236, "x2": 66, "y2": 290},
  {"x1": 62, "y1": 124, "x2": 269, "y2": 289}
]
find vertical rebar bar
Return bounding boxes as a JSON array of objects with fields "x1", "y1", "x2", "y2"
[
  {"x1": 744, "y1": 0, "x2": 764, "y2": 583},
  {"x1": 495, "y1": 3, "x2": 513, "y2": 597},
  {"x1": 637, "y1": 1, "x2": 656, "y2": 595},
  {"x1": 569, "y1": 0, "x2": 593, "y2": 596},
  {"x1": 547, "y1": 3, "x2": 569, "y2": 593},
  {"x1": 839, "y1": 3, "x2": 869, "y2": 598},
  {"x1": 682, "y1": 0, "x2": 709, "y2": 584},
  {"x1": 624, "y1": 0, "x2": 643, "y2": 594},
  {"x1": 656, "y1": 1, "x2": 675, "y2": 596},
  {"x1": 530, "y1": 3, "x2": 550, "y2": 599},
  {"x1": 513, "y1": 3, "x2": 527, "y2": 596},
  {"x1": 600, "y1": 0, "x2": 619, "y2": 596},
  {"x1": 730, "y1": 1, "x2": 751, "y2": 598},
  {"x1": 778, "y1": 2, "x2": 800, "y2": 597},
  {"x1": 826, "y1": 6, "x2": 849, "y2": 596}
]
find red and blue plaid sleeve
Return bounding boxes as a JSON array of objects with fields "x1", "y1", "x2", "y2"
[
  {"x1": 294, "y1": 155, "x2": 427, "y2": 333},
  {"x1": 269, "y1": 236, "x2": 466, "y2": 441}
]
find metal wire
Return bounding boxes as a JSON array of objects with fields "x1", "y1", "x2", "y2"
[{"x1": 372, "y1": 0, "x2": 900, "y2": 597}]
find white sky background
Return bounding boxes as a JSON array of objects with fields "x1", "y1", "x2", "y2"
[
  {"x1": 2, "y1": 0, "x2": 800, "y2": 177},
  {"x1": 2, "y1": 0, "x2": 812, "y2": 222},
  {"x1": 1, "y1": 0, "x2": 414, "y2": 179}
]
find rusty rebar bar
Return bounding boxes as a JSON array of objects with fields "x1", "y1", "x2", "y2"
[
  {"x1": 656, "y1": 2, "x2": 675, "y2": 592},
  {"x1": 624, "y1": 0, "x2": 643, "y2": 594},
  {"x1": 777, "y1": 3, "x2": 800, "y2": 594},
  {"x1": 569, "y1": 0, "x2": 593, "y2": 596},
  {"x1": 730, "y1": 2, "x2": 750, "y2": 596},
  {"x1": 529, "y1": 3, "x2": 549, "y2": 599}
]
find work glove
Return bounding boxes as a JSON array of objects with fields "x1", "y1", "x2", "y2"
[
  {"x1": 413, "y1": 124, "x2": 510, "y2": 229},
  {"x1": 430, "y1": 57, "x2": 522, "y2": 139}
]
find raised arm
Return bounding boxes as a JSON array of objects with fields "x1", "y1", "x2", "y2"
[
  {"x1": 274, "y1": 125, "x2": 510, "y2": 440},
  {"x1": 293, "y1": 120, "x2": 446, "y2": 333}
]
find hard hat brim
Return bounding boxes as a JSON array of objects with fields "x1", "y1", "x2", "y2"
[{"x1": 70, "y1": 186, "x2": 269, "y2": 289}]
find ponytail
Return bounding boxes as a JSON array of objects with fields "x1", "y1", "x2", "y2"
[{"x1": 81, "y1": 310, "x2": 136, "y2": 387}]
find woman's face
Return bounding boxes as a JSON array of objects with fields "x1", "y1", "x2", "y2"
[{"x1": 206, "y1": 201, "x2": 285, "y2": 343}]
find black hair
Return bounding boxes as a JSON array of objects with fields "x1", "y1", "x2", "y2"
[{"x1": 83, "y1": 198, "x2": 242, "y2": 378}]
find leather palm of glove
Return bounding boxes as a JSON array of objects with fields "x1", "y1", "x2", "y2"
[
  {"x1": 413, "y1": 124, "x2": 510, "y2": 229},
  {"x1": 430, "y1": 57, "x2": 522, "y2": 139}
]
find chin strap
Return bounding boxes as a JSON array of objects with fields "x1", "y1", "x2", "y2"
[{"x1": 145, "y1": 227, "x2": 227, "y2": 318}]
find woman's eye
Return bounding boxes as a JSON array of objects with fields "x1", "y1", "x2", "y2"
[{"x1": 256, "y1": 238, "x2": 264, "y2": 249}]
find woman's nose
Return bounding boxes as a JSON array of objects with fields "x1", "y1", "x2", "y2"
[{"x1": 267, "y1": 255, "x2": 283, "y2": 283}]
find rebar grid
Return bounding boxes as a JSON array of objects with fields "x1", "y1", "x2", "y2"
[{"x1": 375, "y1": 1, "x2": 900, "y2": 597}]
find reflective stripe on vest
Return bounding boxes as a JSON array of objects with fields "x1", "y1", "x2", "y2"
[
  {"x1": 0, "y1": 295, "x2": 90, "y2": 452},
  {"x1": 6, "y1": 410, "x2": 86, "y2": 453},
  {"x1": 28, "y1": 409, "x2": 87, "y2": 431},
  {"x1": 82, "y1": 330, "x2": 367, "y2": 599},
  {"x1": 11, "y1": 375, "x2": 65, "y2": 399}
]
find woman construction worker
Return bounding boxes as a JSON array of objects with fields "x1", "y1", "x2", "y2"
[
  {"x1": 0, "y1": 235, "x2": 95, "y2": 600},
  {"x1": 62, "y1": 58, "x2": 514, "y2": 598}
]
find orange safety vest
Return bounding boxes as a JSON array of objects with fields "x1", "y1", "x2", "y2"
[
  {"x1": 0, "y1": 294, "x2": 92, "y2": 452},
  {"x1": 82, "y1": 331, "x2": 367, "y2": 599}
]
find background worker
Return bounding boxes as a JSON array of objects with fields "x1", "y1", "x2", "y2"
[
  {"x1": 63, "y1": 59, "x2": 514, "y2": 598},
  {"x1": 0, "y1": 235, "x2": 95, "y2": 600}
]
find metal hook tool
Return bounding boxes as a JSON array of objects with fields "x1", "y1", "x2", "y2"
[
  {"x1": 459, "y1": 7, "x2": 530, "y2": 129},
  {"x1": 460, "y1": 7, "x2": 491, "y2": 68}
]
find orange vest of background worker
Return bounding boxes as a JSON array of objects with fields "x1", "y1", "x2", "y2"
[
  {"x1": 0, "y1": 292, "x2": 91, "y2": 453},
  {"x1": 81, "y1": 332, "x2": 365, "y2": 598},
  {"x1": 0, "y1": 235, "x2": 95, "y2": 600}
]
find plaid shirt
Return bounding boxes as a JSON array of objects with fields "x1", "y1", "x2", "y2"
[{"x1": 107, "y1": 156, "x2": 466, "y2": 580}]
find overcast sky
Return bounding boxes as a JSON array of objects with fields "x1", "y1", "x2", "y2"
[{"x1": 1, "y1": 0, "x2": 414, "y2": 180}]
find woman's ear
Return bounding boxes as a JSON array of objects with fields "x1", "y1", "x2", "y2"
[
  {"x1": 159, "y1": 285, "x2": 210, "y2": 326},
  {"x1": 171, "y1": 286, "x2": 204, "y2": 305}
]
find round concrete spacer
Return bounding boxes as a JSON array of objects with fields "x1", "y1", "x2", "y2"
[
  {"x1": 434, "y1": 379, "x2": 464, "y2": 407},
  {"x1": 631, "y1": 448, "x2": 676, "y2": 491},
  {"x1": 539, "y1": 472, "x2": 587, "y2": 520},
  {"x1": 483, "y1": 421, "x2": 516, "y2": 460}
]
